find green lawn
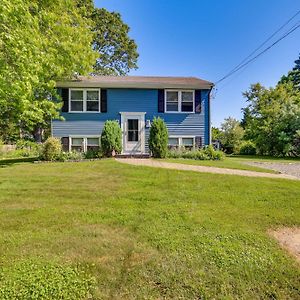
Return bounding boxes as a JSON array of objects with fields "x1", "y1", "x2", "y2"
[
  {"x1": 0, "y1": 159, "x2": 299, "y2": 299},
  {"x1": 162, "y1": 157, "x2": 279, "y2": 173},
  {"x1": 231, "y1": 155, "x2": 300, "y2": 163}
]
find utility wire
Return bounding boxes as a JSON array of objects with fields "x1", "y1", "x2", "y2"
[
  {"x1": 217, "y1": 21, "x2": 300, "y2": 91},
  {"x1": 221, "y1": 10, "x2": 300, "y2": 78},
  {"x1": 216, "y1": 11, "x2": 300, "y2": 85}
]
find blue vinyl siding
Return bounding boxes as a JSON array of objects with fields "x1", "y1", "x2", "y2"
[{"x1": 53, "y1": 88, "x2": 210, "y2": 150}]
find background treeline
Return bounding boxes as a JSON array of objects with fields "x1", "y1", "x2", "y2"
[
  {"x1": 0, "y1": 0, "x2": 138, "y2": 143},
  {"x1": 213, "y1": 54, "x2": 300, "y2": 157}
]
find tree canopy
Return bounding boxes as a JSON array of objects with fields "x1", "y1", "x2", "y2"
[
  {"x1": 91, "y1": 8, "x2": 138, "y2": 75},
  {"x1": 242, "y1": 82, "x2": 300, "y2": 156},
  {"x1": 214, "y1": 54, "x2": 300, "y2": 157},
  {"x1": 279, "y1": 53, "x2": 300, "y2": 89},
  {"x1": 0, "y1": 0, "x2": 97, "y2": 141},
  {"x1": 0, "y1": 0, "x2": 138, "y2": 142},
  {"x1": 219, "y1": 117, "x2": 244, "y2": 153}
]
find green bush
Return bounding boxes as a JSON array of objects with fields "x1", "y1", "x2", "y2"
[
  {"x1": 0, "y1": 140, "x2": 41, "y2": 159},
  {"x1": 58, "y1": 151, "x2": 84, "y2": 162},
  {"x1": 41, "y1": 137, "x2": 62, "y2": 161},
  {"x1": 84, "y1": 149, "x2": 102, "y2": 159},
  {"x1": 239, "y1": 141, "x2": 256, "y2": 155},
  {"x1": 16, "y1": 140, "x2": 42, "y2": 156},
  {"x1": 101, "y1": 120, "x2": 122, "y2": 157},
  {"x1": 149, "y1": 117, "x2": 168, "y2": 158},
  {"x1": 182, "y1": 150, "x2": 210, "y2": 160},
  {"x1": 0, "y1": 261, "x2": 95, "y2": 300},
  {"x1": 204, "y1": 145, "x2": 225, "y2": 160},
  {"x1": 167, "y1": 146, "x2": 224, "y2": 161}
]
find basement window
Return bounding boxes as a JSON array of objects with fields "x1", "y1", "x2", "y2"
[
  {"x1": 86, "y1": 138, "x2": 100, "y2": 151},
  {"x1": 168, "y1": 136, "x2": 195, "y2": 150},
  {"x1": 70, "y1": 137, "x2": 100, "y2": 152},
  {"x1": 71, "y1": 137, "x2": 84, "y2": 152}
]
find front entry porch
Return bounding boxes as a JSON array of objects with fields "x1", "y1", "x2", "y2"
[{"x1": 120, "y1": 112, "x2": 146, "y2": 155}]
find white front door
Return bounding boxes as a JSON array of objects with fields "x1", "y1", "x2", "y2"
[{"x1": 120, "y1": 112, "x2": 145, "y2": 154}]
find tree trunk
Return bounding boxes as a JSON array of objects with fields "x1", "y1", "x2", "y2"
[{"x1": 33, "y1": 127, "x2": 43, "y2": 143}]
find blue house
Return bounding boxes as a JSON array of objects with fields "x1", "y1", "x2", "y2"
[{"x1": 53, "y1": 76, "x2": 213, "y2": 154}]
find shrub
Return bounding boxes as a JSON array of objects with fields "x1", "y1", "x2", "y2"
[
  {"x1": 182, "y1": 150, "x2": 210, "y2": 160},
  {"x1": 101, "y1": 120, "x2": 122, "y2": 157},
  {"x1": 149, "y1": 117, "x2": 168, "y2": 158},
  {"x1": 0, "y1": 140, "x2": 42, "y2": 159},
  {"x1": 41, "y1": 137, "x2": 62, "y2": 161},
  {"x1": 204, "y1": 145, "x2": 225, "y2": 160},
  {"x1": 167, "y1": 146, "x2": 224, "y2": 161},
  {"x1": 16, "y1": 140, "x2": 42, "y2": 156},
  {"x1": 58, "y1": 151, "x2": 83, "y2": 162},
  {"x1": 239, "y1": 141, "x2": 256, "y2": 155},
  {"x1": 167, "y1": 148, "x2": 184, "y2": 159},
  {"x1": 84, "y1": 149, "x2": 102, "y2": 159}
]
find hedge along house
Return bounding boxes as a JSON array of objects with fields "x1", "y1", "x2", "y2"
[{"x1": 53, "y1": 76, "x2": 214, "y2": 154}]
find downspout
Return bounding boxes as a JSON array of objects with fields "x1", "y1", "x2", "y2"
[{"x1": 208, "y1": 85, "x2": 214, "y2": 145}]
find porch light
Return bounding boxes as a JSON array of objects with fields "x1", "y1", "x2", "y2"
[{"x1": 146, "y1": 119, "x2": 151, "y2": 128}]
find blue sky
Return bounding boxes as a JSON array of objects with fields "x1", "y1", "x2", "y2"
[{"x1": 95, "y1": 0, "x2": 300, "y2": 126}]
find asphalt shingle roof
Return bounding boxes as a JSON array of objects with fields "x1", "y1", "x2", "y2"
[{"x1": 57, "y1": 75, "x2": 214, "y2": 89}]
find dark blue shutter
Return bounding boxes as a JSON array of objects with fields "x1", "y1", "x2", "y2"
[
  {"x1": 61, "y1": 88, "x2": 69, "y2": 112},
  {"x1": 195, "y1": 90, "x2": 201, "y2": 113},
  {"x1": 61, "y1": 137, "x2": 69, "y2": 151},
  {"x1": 158, "y1": 89, "x2": 164, "y2": 112},
  {"x1": 195, "y1": 136, "x2": 202, "y2": 149},
  {"x1": 101, "y1": 89, "x2": 107, "y2": 112}
]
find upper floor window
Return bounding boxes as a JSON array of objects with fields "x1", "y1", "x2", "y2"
[
  {"x1": 165, "y1": 90, "x2": 194, "y2": 113},
  {"x1": 69, "y1": 89, "x2": 100, "y2": 112}
]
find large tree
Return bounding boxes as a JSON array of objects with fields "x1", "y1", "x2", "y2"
[
  {"x1": 219, "y1": 117, "x2": 244, "y2": 153},
  {"x1": 0, "y1": 0, "x2": 139, "y2": 142},
  {"x1": 0, "y1": 0, "x2": 97, "y2": 142},
  {"x1": 242, "y1": 83, "x2": 300, "y2": 156},
  {"x1": 91, "y1": 8, "x2": 138, "y2": 75},
  {"x1": 279, "y1": 53, "x2": 300, "y2": 89}
]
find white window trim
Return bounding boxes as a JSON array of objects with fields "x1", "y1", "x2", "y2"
[
  {"x1": 69, "y1": 88, "x2": 101, "y2": 113},
  {"x1": 165, "y1": 90, "x2": 195, "y2": 113},
  {"x1": 168, "y1": 136, "x2": 195, "y2": 148},
  {"x1": 69, "y1": 136, "x2": 100, "y2": 152}
]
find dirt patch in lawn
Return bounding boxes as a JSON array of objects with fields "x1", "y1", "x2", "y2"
[{"x1": 270, "y1": 228, "x2": 300, "y2": 264}]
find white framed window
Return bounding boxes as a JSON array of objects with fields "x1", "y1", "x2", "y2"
[
  {"x1": 69, "y1": 136, "x2": 100, "y2": 152},
  {"x1": 69, "y1": 89, "x2": 100, "y2": 113},
  {"x1": 168, "y1": 137, "x2": 179, "y2": 148},
  {"x1": 166, "y1": 91, "x2": 179, "y2": 112},
  {"x1": 165, "y1": 90, "x2": 194, "y2": 113},
  {"x1": 86, "y1": 137, "x2": 100, "y2": 151},
  {"x1": 168, "y1": 136, "x2": 195, "y2": 149},
  {"x1": 71, "y1": 137, "x2": 84, "y2": 152},
  {"x1": 70, "y1": 90, "x2": 84, "y2": 112},
  {"x1": 181, "y1": 137, "x2": 194, "y2": 150}
]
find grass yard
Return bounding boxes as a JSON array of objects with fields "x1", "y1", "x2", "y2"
[
  {"x1": 231, "y1": 155, "x2": 300, "y2": 163},
  {"x1": 162, "y1": 157, "x2": 279, "y2": 173},
  {"x1": 0, "y1": 159, "x2": 300, "y2": 299}
]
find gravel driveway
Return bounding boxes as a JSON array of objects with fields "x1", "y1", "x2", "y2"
[
  {"x1": 244, "y1": 162, "x2": 300, "y2": 179},
  {"x1": 116, "y1": 159, "x2": 299, "y2": 180}
]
